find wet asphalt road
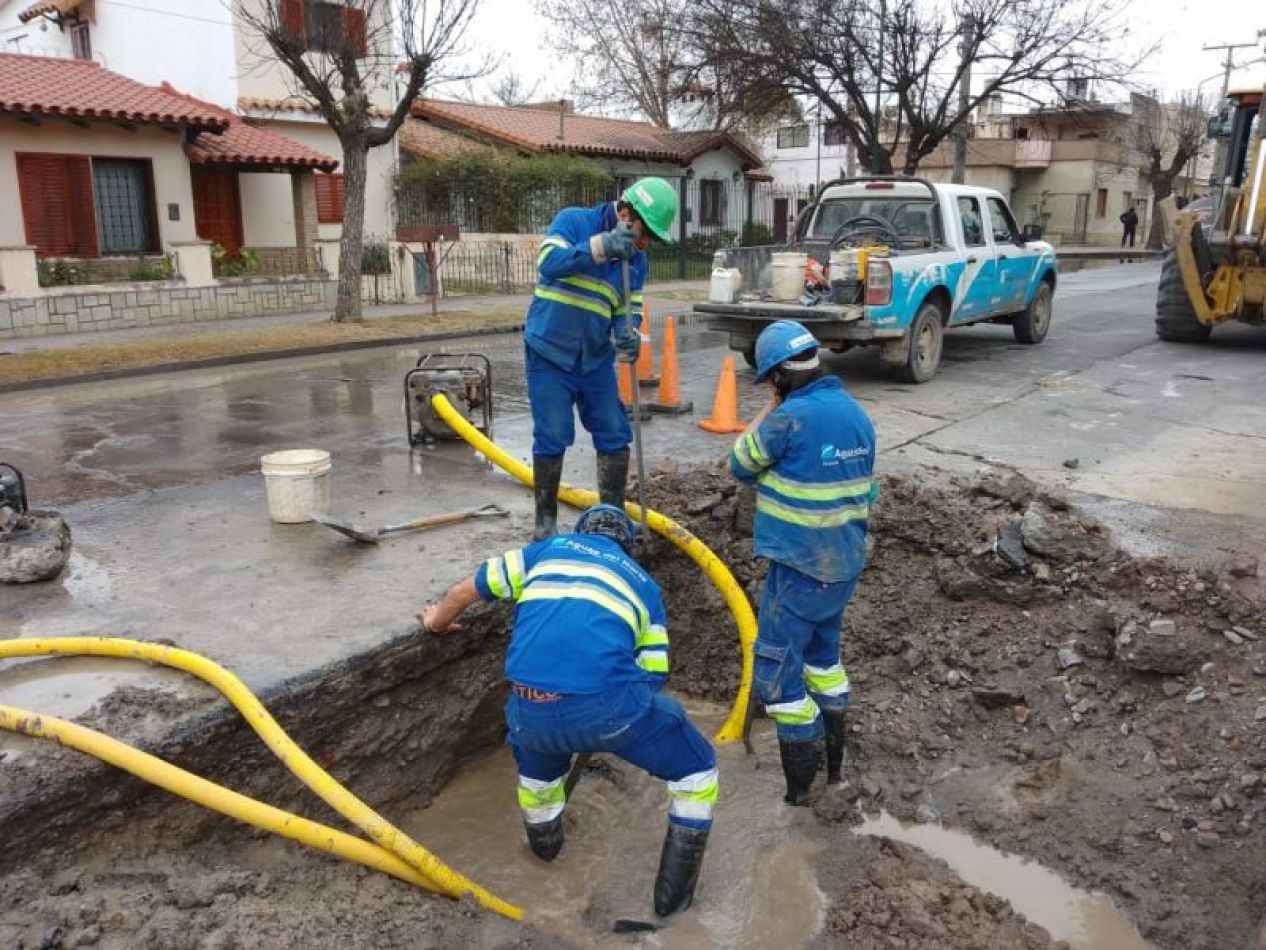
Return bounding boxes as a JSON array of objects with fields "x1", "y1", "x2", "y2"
[{"x1": 1, "y1": 261, "x2": 1264, "y2": 718}]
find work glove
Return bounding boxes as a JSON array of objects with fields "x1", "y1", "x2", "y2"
[
  {"x1": 613, "y1": 319, "x2": 641, "y2": 363},
  {"x1": 590, "y1": 223, "x2": 636, "y2": 262}
]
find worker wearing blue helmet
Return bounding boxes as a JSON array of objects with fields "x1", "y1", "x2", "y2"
[
  {"x1": 418, "y1": 504, "x2": 717, "y2": 916},
  {"x1": 728, "y1": 320, "x2": 877, "y2": 804}
]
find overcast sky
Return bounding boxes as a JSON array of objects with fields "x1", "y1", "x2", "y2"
[{"x1": 456, "y1": 0, "x2": 1265, "y2": 109}]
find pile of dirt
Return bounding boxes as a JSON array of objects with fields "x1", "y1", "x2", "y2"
[{"x1": 636, "y1": 465, "x2": 1266, "y2": 950}]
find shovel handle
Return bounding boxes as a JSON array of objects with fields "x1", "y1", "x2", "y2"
[{"x1": 380, "y1": 504, "x2": 510, "y2": 535}]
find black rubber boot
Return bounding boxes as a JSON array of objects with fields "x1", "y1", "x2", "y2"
[
  {"x1": 823, "y1": 709, "x2": 847, "y2": 785},
  {"x1": 779, "y1": 738, "x2": 824, "y2": 806},
  {"x1": 596, "y1": 449, "x2": 630, "y2": 508},
  {"x1": 532, "y1": 454, "x2": 564, "y2": 541},
  {"x1": 653, "y1": 823, "x2": 709, "y2": 916},
  {"x1": 524, "y1": 815, "x2": 564, "y2": 861}
]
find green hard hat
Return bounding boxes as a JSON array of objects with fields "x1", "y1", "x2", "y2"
[{"x1": 622, "y1": 177, "x2": 677, "y2": 243}]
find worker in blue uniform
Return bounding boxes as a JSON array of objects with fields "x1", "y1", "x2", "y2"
[
  {"x1": 526, "y1": 177, "x2": 679, "y2": 540},
  {"x1": 728, "y1": 321, "x2": 877, "y2": 804},
  {"x1": 417, "y1": 503, "x2": 716, "y2": 916}
]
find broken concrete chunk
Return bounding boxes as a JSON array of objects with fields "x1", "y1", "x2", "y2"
[
  {"x1": 0, "y1": 510, "x2": 72, "y2": 584},
  {"x1": 1019, "y1": 499, "x2": 1113, "y2": 563},
  {"x1": 1185, "y1": 687, "x2": 1207, "y2": 704},
  {"x1": 1121, "y1": 621, "x2": 1207, "y2": 676},
  {"x1": 995, "y1": 520, "x2": 1028, "y2": 570},
  {"x1": 1057, "y1": 647, "x2": 1085, "y2": 670}
]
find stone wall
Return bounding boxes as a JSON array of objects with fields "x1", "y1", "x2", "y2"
[{"x1": 0, "y1": 277, "x2": 335, "y2": 340}]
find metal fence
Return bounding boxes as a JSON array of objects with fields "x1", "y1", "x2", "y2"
[{"x1": 422, "y1": 179, "x2": 817, "y2": 293}]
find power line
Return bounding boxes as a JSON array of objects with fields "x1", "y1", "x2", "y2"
[{"x1": 93, "y1": 0, "x2": 233, "y2": 28}]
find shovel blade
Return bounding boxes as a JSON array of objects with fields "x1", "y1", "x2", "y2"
[{"x1": 310, "y1": 512, "x2": 381, "y2": 544}]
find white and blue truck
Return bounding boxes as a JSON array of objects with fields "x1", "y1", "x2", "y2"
[{"x1": 694, "y1": 177, "x2": 1058, "y2": 383}]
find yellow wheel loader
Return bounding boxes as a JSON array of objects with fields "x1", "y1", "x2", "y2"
[{"x1": 1157, "y1": 85, "x2": 1266, "y2": 342}]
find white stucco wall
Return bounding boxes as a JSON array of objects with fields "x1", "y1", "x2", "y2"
[
  {"x1": 239, "y1": 118, "x2": 395, "y2": 245},
  {"x1": 0, "y1": 0, "x2": 237, "y2": 107},
  {"x1": 759, "y1": 124, "x2": 853, "y2": 189},
  {"x1": 0, "y1": 117, "x2": 197, "y2": 248}
]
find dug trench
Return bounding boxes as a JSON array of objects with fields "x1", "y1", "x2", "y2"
[{"x1": 0, "y1": 466, "x2": 1263, "y2": 948}]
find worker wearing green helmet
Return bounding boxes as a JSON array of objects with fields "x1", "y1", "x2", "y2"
[{"x1": 524, "y1": 176, "x2": 679, "y2": 541}]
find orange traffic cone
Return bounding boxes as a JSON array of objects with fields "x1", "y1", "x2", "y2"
[
  {"x1": 618, "y1": 359, "x2": 651, "y2": 421},
  {"x1": 650, "y1": 315, "x2": 693, "y2": 415},
  {"x1": 697, "y1": 355, "x2": 745, "y2": 433},
  {"x1": 635, "y1": 312, "x2": 658, "y2": 387}
]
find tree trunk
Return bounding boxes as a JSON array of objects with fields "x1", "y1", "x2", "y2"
[
  {"x1": 333, "y1": 137, "x2": 369, "y2": 323},
  {"x1": 861, "y1": 144, "x2": 895, "y2": 175},
  {"x1": 1146, "y1": 176, "x2": 1173, "y2": 251}
]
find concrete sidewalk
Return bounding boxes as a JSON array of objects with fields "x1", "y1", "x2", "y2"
[{"x1": 0, "y1": 281, "x2": 710, "y2": 355}]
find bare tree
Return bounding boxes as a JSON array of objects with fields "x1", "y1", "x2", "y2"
[
  {"x1": 489, "y1": 69, "x2": 543, "y2": 107},
  {"x1": 688, "y1": 0, "x2": 1149, "y2": 175},
  {"x1": 236, "y1": 0, "x2": 485, "y2": 322},
  {"x1": 1140, "y1": 92, "x2": 1209, "y2": 249},
  {"x1": 533, "y1": 0, "x2": 784, "y2": 130}
]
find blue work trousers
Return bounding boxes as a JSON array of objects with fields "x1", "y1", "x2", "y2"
[
  {"x1": 525, "y1": 343, "x2": 631, "y2": 458},
  {"x1": 754, "y1": 560, "x2": 857, "y2": 741},
  {"x1": 507, "y1": 681, "x2": 717, "y2": 830}
]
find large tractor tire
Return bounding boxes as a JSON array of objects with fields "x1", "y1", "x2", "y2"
[{"x1": 1155, "y1": 248, "x2": 1211, "y2": 343}]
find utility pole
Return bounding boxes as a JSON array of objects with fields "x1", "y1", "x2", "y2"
[
  {"x1": 871, "y1": 0, "x2": 886, "y2": 173},
  {"x1": 951, "y1": 13, "x2": 976, "y2": 185}
]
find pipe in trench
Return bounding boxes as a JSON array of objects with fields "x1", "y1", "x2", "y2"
[
  {"x1": 428, "y1": 393, "x2": 756, "y2": 745},
  {"x1": 0, "y1": 636, "x2": 522, "y2": 921}
]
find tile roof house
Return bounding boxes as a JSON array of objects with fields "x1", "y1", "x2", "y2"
[{"x1": 0, "y1": 52, "x2": 340, "y2": 277}]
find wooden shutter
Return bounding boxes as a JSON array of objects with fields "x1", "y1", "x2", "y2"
[
  {"x1": 281, "y1": 0, "x2": 306, "y2": 42},
  {"x1": 315, "y1": 173, "x2": 345, "y2": 224},
  {"x1": 17, "y1": 152, "x2": 98, "y2": 258},
  {"x1": 342, "y1": 5, "x2": 367, "y2": 57}
]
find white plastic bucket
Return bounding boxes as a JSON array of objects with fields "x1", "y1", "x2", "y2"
[
  {"x1": 260, "y1": 449, "x2": 331, "y2": 524},
  {"x1": 770, "y1": 252, "x2": 808, "y2": 302},
  {"x1": 710, "y1": 266, "x2": 742, "y2": 303}
]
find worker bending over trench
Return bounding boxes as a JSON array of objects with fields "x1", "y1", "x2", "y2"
[{"x1": 418, "y1": 503, "x2": 717, "y2": 917}]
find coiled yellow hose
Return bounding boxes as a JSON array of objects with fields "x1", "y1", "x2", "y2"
[
  {"x1": 0, "y1": 637, "x2": 521, "y2": 920},
  {"x1": 430, "y1": 394, "x2": 755, "y2": 744}
]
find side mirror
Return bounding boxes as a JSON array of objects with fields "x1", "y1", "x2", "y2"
[{"x1": 1021, "y1": 224, "x2": 1043, "y2": 242}]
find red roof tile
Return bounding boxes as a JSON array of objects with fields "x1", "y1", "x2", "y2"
[
  {"x1": 410, "y1": 99, "x2": 764, "y2": 167},
  {"x1": 399, "y1": 118, "x2": 493, "y2": 160},
  {"x1": 238, "y1": 96, "x2": 394, "y2": 121},
  {"x1": 160, "y1": 84, "x2": 339, "y2": 171},
  {"x1": 0, "y1": 53, "x2": 228, "y2": 130},
  {"x1": 18, "y1": 0, "x2": 80, "y2": 23}
]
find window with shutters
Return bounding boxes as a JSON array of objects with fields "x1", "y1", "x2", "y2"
[
  {"x1": 283, "y1": 0, "x2": 368, "y2": 57},
  {"x1": 16, "y1": 153, "x2": 99, "y2": 258},
  {"x1": 699, "y1": 180, "x2": 725, "y2": 226},
  {"x1": 69, "y1": 19, "x2": 91, "y2": 60},
  {"x1": 315, "y1": 173, "x2": 345, "y2": 224},
  {"x1": 93, "y1": 159, "x2": 157, "y2": 255}
]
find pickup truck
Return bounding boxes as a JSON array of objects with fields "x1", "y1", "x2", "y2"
[{"x1": 694, "y1": 177, "x2": 1058, "y2": 383}]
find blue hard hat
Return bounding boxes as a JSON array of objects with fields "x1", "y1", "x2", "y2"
[
  {"x1": 575, "y1": 503, "x2": 637, "y2": 549},
  {"x1": 754, "y1": 320, "x2": 820, "y2": 382}
]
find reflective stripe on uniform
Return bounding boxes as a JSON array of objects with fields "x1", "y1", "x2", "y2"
[
  {"x1": 755, "y1": 494, "x2": 870, "y2": 529},
  {"x1": 536, "y1": 235, "x2": 569, "y2": 267},
  {"x1": 760, "y1": 471, "x2": 873, "y2": 502},
  {"x1": 519, "y1": 580, "x2": 640, "y2": 637},
  {"x1": 667, "y1": 767, "x2": 719, "y2": 822},
  {"x1": 559, "y1": 274, "x2": 620, "y2": 309},
  {"x1": 635, "y1": 623, "x2": 668, "y2": 651},
  {"x1": 505, "y1": 549, "x2": 527, "y2": 597},
  {"x1": 636, "y1": 649, "x2": 668, "y2": 674},
  {"x1": 803, "y1": 662, "x2": 850, "y2": 697},
  {"x1": 484, "y1": 549, "x2": 528, "y2": 600},
  {"x1": 764, "y1": 694, "x2": 821, "y2": 726},
  {"x1": 534, "y1": 286, "x2": 613, "y2": 319},
  {"x1": 731, "y1": 430, "x2": 769, "y2": 474},
  {"x1": 527, "y1": 559, "x2": 650, "y2": 631},
  {"x1": 517, "y1": 774, "x2": 566, "y2": 823}
]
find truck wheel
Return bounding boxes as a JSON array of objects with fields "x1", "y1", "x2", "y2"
[
  {"x1": 1155, "y1": 249, "x2": 1211, "y2": 343},
  {"x1": 897, "y1": 301, "x2": 944, "y2": 384},
  {"x1": 1012, "y1": 280, "x2": 1053, "y2": 344}
]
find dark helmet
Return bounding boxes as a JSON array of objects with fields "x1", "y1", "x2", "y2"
[{"x1": 575, "y1": 503, "x2": 637, "y2": 549}]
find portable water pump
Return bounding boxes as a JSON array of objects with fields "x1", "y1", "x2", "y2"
[
  {"x1": 0, "y1": 463, "x2": 28, "y2": 518},
  {"x1": 404, "y1": 352, "x2": 493, "y2": 445}
]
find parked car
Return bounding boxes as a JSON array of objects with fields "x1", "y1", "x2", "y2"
[{"x1": 694, "y1": 177, "x2": 1060, "y2": 383}]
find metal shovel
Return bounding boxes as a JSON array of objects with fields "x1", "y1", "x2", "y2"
[{"x1": 311, "y1": 503, "x2": 509, "y2": 544}]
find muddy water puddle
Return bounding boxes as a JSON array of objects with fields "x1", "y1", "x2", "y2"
[
  {"x1": 404, "y1": 699, "x2": 827, "y2": 948},
  {"x1": 857, "y1": 813, "x2": 1150, "y2": 950}
]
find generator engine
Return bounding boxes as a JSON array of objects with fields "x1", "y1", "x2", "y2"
[{"x1": 404, "y1": 353, "x2": 493, "y2": 445}]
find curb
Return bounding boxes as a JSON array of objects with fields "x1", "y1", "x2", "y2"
[{"x1": 0, "y1": 323, "x2": 526, "y2": 395}]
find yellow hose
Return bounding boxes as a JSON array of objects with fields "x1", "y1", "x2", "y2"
[
  {"x1": 0, "y1": 703, "x2": 438, "y2": 892},
  {"x1": 430, "y1": 394, "x2": 755, "y2": 744},
  {"x1": 0, "y1": 638, "x2": 522, "y2": 921}
]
